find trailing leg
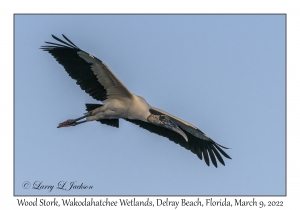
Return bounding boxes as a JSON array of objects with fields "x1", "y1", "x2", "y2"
[{"x1": 57, "y1": 112, "x2": 90, "y2": 128}]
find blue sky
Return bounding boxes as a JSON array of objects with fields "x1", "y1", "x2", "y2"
[{"x1": 14, "y1": 14, "x2": 285, "y2": 196}]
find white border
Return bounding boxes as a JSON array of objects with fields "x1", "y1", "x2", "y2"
[{"x1": 2, "y1": 0, "x2": 297, "y2": 209}]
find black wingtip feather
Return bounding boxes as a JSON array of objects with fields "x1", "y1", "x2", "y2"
[
  {"x1": 42, "y1": 35, "x2": 108, "y2": 102},
  {"x1": 62, "y1": 34, "x2": 79, "y2": 49},
  {"x1": 214, "y1": 143, "x2": 232, "y2": 159},
  {"x1": 197, "y1": 153, "x2": 203, "y2": 160},
  {"x1": 211, "y1": 146, "x2": 225, "y2": 166},
  {"x1": 51, "y1": 34, "x2": 76, "y2": 49},
  {"x1": 215, "y1": 141, "x2": 231, "y2": 149},
  {"x1": 202, "y1": 146, "x2": 210, "y2": 166},
  {"x1": 196, "y1": 147, "x2": 203, "y2": 160},
  {"x1": 207, "y1": 145, "x2": 218, "y2": 167}
]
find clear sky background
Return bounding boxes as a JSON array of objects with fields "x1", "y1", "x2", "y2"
[{"x1": 14, "y1": 14, "x2": 285, "y2": 196}]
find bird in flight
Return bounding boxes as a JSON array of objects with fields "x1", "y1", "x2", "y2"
[{"x1": 41, "y1": 34, "x2": 231, "y2": 167}]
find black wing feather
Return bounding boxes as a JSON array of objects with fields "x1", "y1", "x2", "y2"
[
  {"x1": 43, "y1": 42, "x2": 68, "y2": 48},
  {"x1": 202, "y1": 145, "x2": 210, "y2": 166},
  {"x1": 213, "y1": 143, "x2": 231, "y2": 159},
  {"x1": 62, "y1": 34, "x2": 80, "y2": 49},
  {"x1": 196, "y1": 147, "x2": 203, "y2": 160},
  {"x1": 207, "y1": 144, "x2": 217, "y2": 167},
  {"x1": 210, "y1": 146, "x2": 225, "y2": 166},
  {"x1": 41, "y1": 35, "x2": 107, "y2": 102},
  {"x1": 51, "y1": 34, "x2": 78, "y2": 49},
  {"x1": 125, "y1": 118, "x2": 231, "y2": 168}
]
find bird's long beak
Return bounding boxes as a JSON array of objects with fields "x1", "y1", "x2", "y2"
[{"x1": 147, "y1": 114, "x2": 188, "y2": 142}]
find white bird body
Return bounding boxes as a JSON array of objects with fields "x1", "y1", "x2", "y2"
[
  {"x1": 41, "y1": 34, "x2": 231, "y2": 167},
  {"x1": 88, "y1": 95, "x2": 151, "y2": 122}
]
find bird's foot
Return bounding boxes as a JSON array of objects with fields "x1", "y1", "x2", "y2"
[
  {"x1": 57, "y1": 113, "x2": 90, "y2": 128},
  {"x1": 57, "y1": 119, "x2": 76, "y2": 128}
]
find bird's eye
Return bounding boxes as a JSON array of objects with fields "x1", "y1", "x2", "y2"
[{"x1": 160, "y1": 115, "x2": 166, "y2": 120}]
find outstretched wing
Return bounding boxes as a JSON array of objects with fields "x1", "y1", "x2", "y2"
[
  {"x1": 126, "y1": 106, "x2": 231, "y2": 168},
  {"x1": 41, "y1": 34, "x2": 132, "y2": 102}
]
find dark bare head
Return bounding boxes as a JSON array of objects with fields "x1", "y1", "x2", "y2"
[{"x1": 147, "y1": 114, "x2": 188, "y2": 142}]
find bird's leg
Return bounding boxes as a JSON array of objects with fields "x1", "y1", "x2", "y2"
[{"x1": 57, "y1": 112, "x2": 91, "y2": 128}]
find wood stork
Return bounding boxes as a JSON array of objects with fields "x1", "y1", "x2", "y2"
[{"x1": 41, "y1": 34, "x2": 231, "y2": 167}]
